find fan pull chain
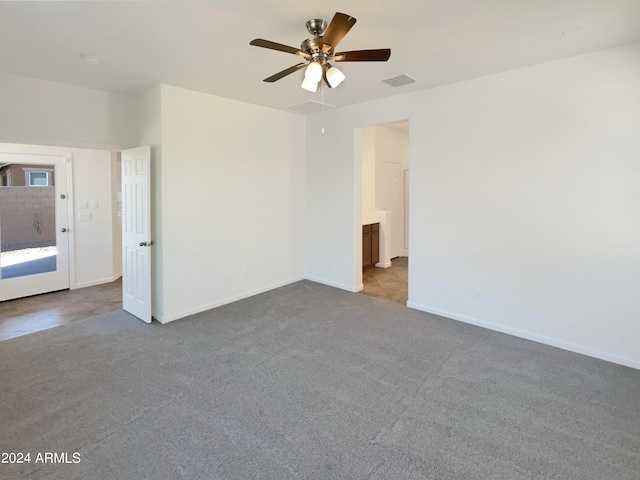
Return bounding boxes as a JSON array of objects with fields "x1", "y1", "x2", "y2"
[{"x1": 321, "y1": 80, "x2": 325, "y2": 134}]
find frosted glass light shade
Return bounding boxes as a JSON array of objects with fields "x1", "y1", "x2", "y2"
[
  {"x1": 326, "y1": 66, "x2": 345, "y2": 88},
  {"x1": 301, "y1": 77, "x2": 318, "y2": 92},
  {"x1": 304, "y1": 61, "x2": 323, "y2": 83}
]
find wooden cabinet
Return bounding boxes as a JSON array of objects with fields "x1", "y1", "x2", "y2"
[
  {"x1": 363, "y1": 225, "x2": 372, "y2": 267},
  {"x1": 362, "y1": 223, "x2": 380, "y2": 268},
  {"x1": 371, "y1": 223, "x2": 380, "y2": 265}
]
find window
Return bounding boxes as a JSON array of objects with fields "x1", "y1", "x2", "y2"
[
  {"x1": 22, "y1": 167, "x2": 54, "y2": 187},
  {"x1": 28, "y1": 171, "x2": 49, "y2": 186}
]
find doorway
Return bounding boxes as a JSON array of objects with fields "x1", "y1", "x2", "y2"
[
  {"x1": 0, "y1": 143, "x2": 125, "y2": 336},
  {"x1": 362, "y1": 256, "x2": 408, "y2": 304},
  {"x1": 357, "y1": 120, "x2": 410, "y2": 305}
]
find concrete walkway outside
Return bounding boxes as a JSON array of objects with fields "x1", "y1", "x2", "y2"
[{"x1": 1, "y1": 255, "x2": 57, "y2": 279}]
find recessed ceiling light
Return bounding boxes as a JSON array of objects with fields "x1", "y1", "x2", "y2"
[{"x1": 81, "y1": 54, "x2": 100, "y2": 65}]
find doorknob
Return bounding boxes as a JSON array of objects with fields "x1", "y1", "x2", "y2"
[
  {"x1": 60, "y1": 228, "x2": 67, "y2": 232},
  {"x1": 139, "y1": 241, "x2": 147, "y2": 247}
]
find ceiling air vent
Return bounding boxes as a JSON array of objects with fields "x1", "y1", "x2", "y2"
[
  {"x1": 382, "y1": 74, "x2": 418, "y2": 87},
  {"x1": 287, "y1": 100, "x2": 336, "y2": 114}
]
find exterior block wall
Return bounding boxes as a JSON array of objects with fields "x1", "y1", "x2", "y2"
[{"x1": 0, "y1": 186, "x2": 56, "y2": 248}]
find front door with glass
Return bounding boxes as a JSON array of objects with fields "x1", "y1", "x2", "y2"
[{"x1": 0, "y1": 154, "x2": 70, "y2": 301}]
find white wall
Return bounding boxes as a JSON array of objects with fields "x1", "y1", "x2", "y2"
[
  {"x1": 0, "y1": 143, "x2": 120, "y2": 288},
  {"x1": 361, "y1": 128, "x2": 376, "y2": 214},
  {"x1": 110, "y1": 152, "x2": 122, "y2": 279},
  {"x1": 0, "y1": 72, "x2": 138, "y2": 149},
  {"x1": 71, "y1": 148, "x2": 120, "y2": 287},
  {"x1": 305, "y1": 43, "x2": 640, "y2": 369},
  {"x1": 153, "y1": 85, "x2": 305, "y2": 322}
]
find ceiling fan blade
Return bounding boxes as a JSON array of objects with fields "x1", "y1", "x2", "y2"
[
  {"x1": 331, "y1": 49, "x2": 391, "y2": 62},
  {"x1": 321, "y1": 12, "x2": 357, "y2": 52},
  {"x1": 263, "y1": 63, "x2": 307, "y2": 83},
  {"x1": 250, "y1": 39, "x2": 310, "y2": 59}
]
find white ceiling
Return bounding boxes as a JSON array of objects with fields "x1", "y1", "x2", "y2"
[{"x1": 1, "y1": 1, "x2": 639, "y2": 114}]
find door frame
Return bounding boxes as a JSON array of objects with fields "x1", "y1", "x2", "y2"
[{"x1": 354, "y1": 121, "x2": 411, "y2": 303}]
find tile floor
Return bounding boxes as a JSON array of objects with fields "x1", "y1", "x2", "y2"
[
  {"x1": 361, "y1": 256, "x2": 408, "y2": 305},
  {"x1": 0, "y1": 278, "x2": 122, "y2": 341}
]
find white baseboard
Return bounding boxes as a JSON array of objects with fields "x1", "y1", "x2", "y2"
[
  {"x1": 375, "y1": 261, "x2": 392, "y2": 268},
  {"x1": 304, "y1": 275, "x2": 361, "y2": 293},
  {"x1": 156, "y1": 276, "x2": 305, "y2": 324},
  {"x1": 406, "y1": 302, "x2": 640, "y2": 371},
  {"x1": 71, "y1": 274, "x2": 122, "y2": 290}
]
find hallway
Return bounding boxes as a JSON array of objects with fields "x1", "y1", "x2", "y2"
[{"x1": 361, "y1": 256, "x2": 408, "y2": 305}]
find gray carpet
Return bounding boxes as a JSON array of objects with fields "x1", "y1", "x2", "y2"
[{"x1": 1, "y1": 280, "x2": 639, "y2": 480}]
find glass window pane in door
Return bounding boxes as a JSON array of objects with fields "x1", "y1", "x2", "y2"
[{"x1": 1, "y1": 163, "x2": 57, "y2": 279}]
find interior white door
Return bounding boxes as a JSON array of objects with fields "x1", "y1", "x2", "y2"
[
  {"x1": 0, "y1": 154, "x2": 70, "y2": 301},
  {"x1": 121, "y1": 146, "x2": 152, "y2": 323}
]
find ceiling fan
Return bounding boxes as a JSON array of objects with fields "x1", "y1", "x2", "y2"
[{"x1": 250, "y1": 12, "x2": 391, "y2": 92}]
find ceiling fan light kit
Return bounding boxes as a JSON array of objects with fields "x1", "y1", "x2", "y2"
[
  {"x1": 326, "y1": 65, "x2": 345, "y2": 88},
  {"x1": 304, "y1": 61, "x2": 323, "y2": 83},
  {"x1": 250, "y1": 12, "x2": 391, "y2": 92},
  {"x1": 301, "y1": 77, "x2": 318, "y2": 92}
]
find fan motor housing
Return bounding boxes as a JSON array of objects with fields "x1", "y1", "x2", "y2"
[{"x1": 301, "y1": 36, "x2": 324, "y2": 54}]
